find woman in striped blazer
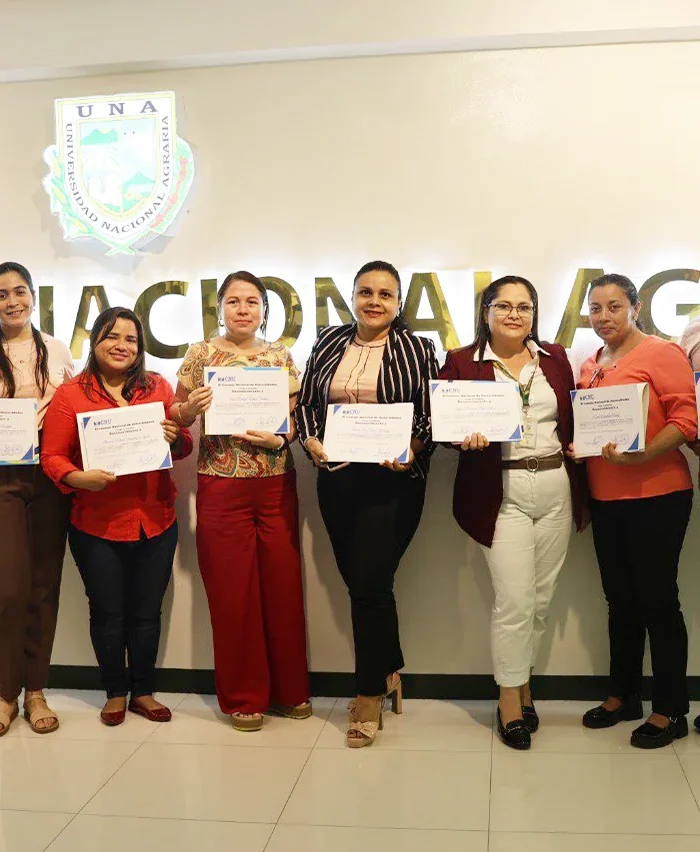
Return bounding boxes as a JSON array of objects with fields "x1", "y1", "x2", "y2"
[{"x1": 296, "y1": 260, "x2": 439, "y2": 748}]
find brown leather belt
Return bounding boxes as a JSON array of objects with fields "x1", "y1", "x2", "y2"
[{"x1": 502, "y1": 452, "x2": 564, "y2": 472}]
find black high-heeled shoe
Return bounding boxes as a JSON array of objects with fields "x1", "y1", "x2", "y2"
[
  {"x1": 521, "y1": 703, "x2": 539, "y2": 733},
  {"x1": 694, "y1": 714, "x2": 700, "y2": 733},
  {"x1": 631, "y1": 715, "x2": 688, "y2": 749},
  {"x1": 582, "y1": 696, "x2": 643, "y2": 729},
  {"x1": 497, "y1": 707, "x2": 531, "y2": 750}
]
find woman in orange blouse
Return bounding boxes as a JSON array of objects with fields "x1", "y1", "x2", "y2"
[
  {"x1": 42, "y1": 308, "x2": 192, "y2": 726},
  {"x1": 575, "y1": 274, "x2": 697, "y2": 749}
]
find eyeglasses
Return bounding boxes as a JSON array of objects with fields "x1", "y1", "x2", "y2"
[{"x1": 488, "y1": 302, "x2": 535, "y2": 317}]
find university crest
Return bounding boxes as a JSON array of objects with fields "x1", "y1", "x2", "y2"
[{"x1": 43, "y1": 91, "x2": 195, "y2": 256}]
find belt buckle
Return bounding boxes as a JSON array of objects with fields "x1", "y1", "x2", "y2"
[{"x1": 526, "y1": 457, "x2": 539, "y2": 472}]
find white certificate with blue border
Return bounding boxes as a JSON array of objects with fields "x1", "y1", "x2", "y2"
[
  {"x1": 0, "y1": 398, "x2": 39, "y2": 465},
  {"x1": 77, "y1": 402, "x2": 172, "y2": 477},
  {"x1": 204, "y1": 366, "x2": 290, "y2": 436},
  {"x1": 571, "y1": 383, "x2": 648, "y2": 457},
  {"x1": 429, "y1": 380, "x2": 523, "y2": 443},
  {"x1": 323, "y1": 403, "x2": 414, "y2": 464}
]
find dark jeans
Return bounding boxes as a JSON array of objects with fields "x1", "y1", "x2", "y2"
[
  {"x1": 590, "y1": 489, "x2": 692, "y2": 717},
  {"x1": 69, "y1": 522, "x2": 177, "y2": 698},
  {"x1": 317, "y1": 465, "x2": 426, "y2": 696}
]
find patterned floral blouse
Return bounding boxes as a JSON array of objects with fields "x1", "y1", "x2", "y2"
[{"x1": 177, "y1": 339, "x2": 300, "y2": 478}]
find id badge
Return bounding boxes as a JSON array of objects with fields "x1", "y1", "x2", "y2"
[{"x1": 519, "y1": 409, "x2": 537, "y2": 449}]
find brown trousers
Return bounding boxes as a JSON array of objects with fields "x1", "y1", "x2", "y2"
[{"x1": 0, "y1": 463, "x2": 69, "y2": 701}]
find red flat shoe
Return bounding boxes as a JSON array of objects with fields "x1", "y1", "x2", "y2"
[
  {"x1": 128, "y1": 699, "x2": 172, "y2": 723},
  {"x1": 100, "y1": 709, "x2": 126, "y2": 726}
]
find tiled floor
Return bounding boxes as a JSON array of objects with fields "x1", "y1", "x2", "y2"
[{"x1": 2, "y1": 692, "x2": 700, "y2": 851}]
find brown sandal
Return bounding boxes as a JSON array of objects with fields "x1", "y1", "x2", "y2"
[
  {"x1": 268, "y1": 701, "x2": 313, "y2": 720},
  {"x1": 0, "y1": 701, "x2": 19, "y2": 737},
  {"x1": 23, "y1": 694, "x2": 59, "y2": 734}
]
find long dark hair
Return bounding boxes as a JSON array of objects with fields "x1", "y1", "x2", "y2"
[
  {"x1": 588, "y1": 272, "x2": 642, "y2": 330},
  {"x1": 353, "y1": 260, "x2": 410, "y2": 332},
  {"x1": 217, "y1": 270, "x2": 269, "y2": 336},
  {"x1": 0, "y1": 262, "x2": 50, "y2": 398},
  {"x1": 472, "y1": 275, "x2": 541, "y2": 360},
  {"x1": 80, "y1": 307, "x2": 154, "y2": 401}
]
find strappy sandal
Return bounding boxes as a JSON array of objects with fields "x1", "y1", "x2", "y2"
[
  {"x1": 0, "y1": 701, "x2": 19, "y2": 738},
  {"x1": 23, "y1": 693, "x2": 59, "y2": 734},
  {"x1": 231, "y1": 712, "x2": 264, "y2": 732},
  {"x1": 268, "y1": 701, "x2": 313, "y2": 720}
]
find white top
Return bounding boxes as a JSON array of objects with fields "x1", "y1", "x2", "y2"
[{"x1": 476, "y1": 340, "x2": 561, "y2": 460}]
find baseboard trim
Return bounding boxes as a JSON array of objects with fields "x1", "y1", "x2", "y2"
[{"x1": 47, "y1": 667, "x2": 700, "y2": 701}]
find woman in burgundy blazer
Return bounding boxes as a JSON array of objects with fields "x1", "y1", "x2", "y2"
[{"x1": 439, "y1": 275, "x2": 586, "y2": 750}]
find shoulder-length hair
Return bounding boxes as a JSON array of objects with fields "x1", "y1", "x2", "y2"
[
  {"x1": 0, "y1": 261, "x2": 50, "y2": 398},
  {"x1": 472, "y1": 275, "x2": 541, "y2": 360},
  {"x1": 79, "y1": 307, "x2": 155, "y2": 401}
]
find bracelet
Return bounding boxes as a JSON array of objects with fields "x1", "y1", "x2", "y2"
[{"x1": 275, "y1": 435, "x2": 290, "y2": 453}]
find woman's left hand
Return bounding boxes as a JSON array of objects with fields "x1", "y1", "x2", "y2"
[
  {"x1": 601, "y1": 442, "x2": 644, "y2": 465},
  {"x1": 381, "y1": 447, "x2": 415, "y2": 472},
  {"x1": 234, "y1": 430, "x2": 286, "y2": 450},
  {"x1": 162, "y1": 420, "x2": 180, "y2": 445}
]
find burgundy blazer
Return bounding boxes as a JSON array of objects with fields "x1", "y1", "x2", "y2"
[{"x1": 438, "y1": 342, "x2": 587, "y2": 547}]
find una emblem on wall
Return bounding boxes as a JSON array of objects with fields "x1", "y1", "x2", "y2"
[{"x1": 43, "y1": 91, "x2": 195, "y2": 256}]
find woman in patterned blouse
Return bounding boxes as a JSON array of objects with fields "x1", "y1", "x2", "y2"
[{"x1": 174, "y1": 271, "x2": 310, "y2": 732}]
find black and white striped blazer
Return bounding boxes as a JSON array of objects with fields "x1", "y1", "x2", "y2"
[{"x1": 295, "y1": 323, "x2": 439, "y2": 479}]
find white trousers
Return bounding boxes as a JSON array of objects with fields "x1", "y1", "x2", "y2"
[{"x1": 479, "y1": 466, "x2": 573, "y2": 687}]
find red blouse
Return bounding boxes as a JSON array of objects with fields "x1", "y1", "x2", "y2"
[{"x1": 41, "y1": 373, "x2": 192, "y2": 542}]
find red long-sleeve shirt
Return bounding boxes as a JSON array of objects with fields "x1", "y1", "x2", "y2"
[{"x1": 41, "y1": 373, "x2": 192, "y2": 541}]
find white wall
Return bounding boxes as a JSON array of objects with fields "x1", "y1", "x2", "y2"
[{"x1": 2, "y1": 33, "x2": 700, "y2": 679}]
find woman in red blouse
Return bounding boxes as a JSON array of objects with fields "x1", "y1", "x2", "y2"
[{"x1": 42, "y1": 308, "x2": 192, "y2": 726}]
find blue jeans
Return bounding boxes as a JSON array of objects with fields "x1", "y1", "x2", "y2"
[{"x1": 69, "y1": 523, "x2": 177, "y2": 698}]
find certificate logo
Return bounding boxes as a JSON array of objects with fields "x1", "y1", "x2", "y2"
[{"x1": 43, "y1": 91, "x2": 195, "y2": 256}]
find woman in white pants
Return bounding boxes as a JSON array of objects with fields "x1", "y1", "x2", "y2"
[{"x1": 439, "y1": 276, "x2": 586, "y2": 750}]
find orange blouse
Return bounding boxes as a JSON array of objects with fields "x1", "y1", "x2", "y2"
[{"x1": 578, "y1": 336, "x2": 697, "y2": 501}]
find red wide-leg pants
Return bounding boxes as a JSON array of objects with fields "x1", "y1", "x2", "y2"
[{"x1": 196, "y1": 469, "x2": 310, "y2": 714}]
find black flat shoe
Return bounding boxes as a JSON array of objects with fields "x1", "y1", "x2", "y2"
[
  {"x1": 694, "y1": 715, "x2": 700, "y2": 733},
  {"x1": 582, "y1": 696, "x2": 644, "y2": 729},
  {"x1": 497, "y1": 708, "x2": 531, "y2": 750},
  {"x1": 631, "y1": 715, "x2": 688, "y2": 749},
  {"x1": 521, "y1": 704, "x2": 539, "y2": 733}
]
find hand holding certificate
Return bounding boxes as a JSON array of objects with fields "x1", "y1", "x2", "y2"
[
  {"x1": 430, "y1": 380, "x2": 523, "y2": 443},
  {"x1": 0, "y1": 398, "x2": 39, "y2": 465},
  {"x1": 323, "y1": 403, "x2": 414, "y2": 464},
  {"x1": 571, "y1": 383, "x2": 649, "y2": 458},
  {"x1": 204, "y1": 367, "x2": 290, "y2": 436},
  {"x1": 77, "y1": 402, "x2": 172, "y2": 477}
]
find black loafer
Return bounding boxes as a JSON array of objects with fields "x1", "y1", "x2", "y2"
[
  {"x1": 497, "y1": 708, "x2": 531, "y2": 750},
  {"x1": 631, "y1": 715, "x2": 688, "y2": 749},
  {"x1": 694, "y1": 715, "x2": 700, "y2": 733},
  {"x1": 522, "y1": 704, "x2": 539, "y2": 733},
  {"x1": 582, "y1": 696, "x2": 644, "y2": 729}
]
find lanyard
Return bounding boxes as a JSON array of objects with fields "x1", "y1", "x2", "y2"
[{"x1": 493, "y1": 355, "x2": 538, "y2": 410}]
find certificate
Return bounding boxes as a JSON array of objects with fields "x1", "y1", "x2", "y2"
[
  {"x1": 429, "y1": 380, "x2": 523, "y2": 442},
  {"x1": 571, "y1": 383, "x2": 649, "y2": 457},
  {"x1": 77, "y1": 402, "x2": 172, "y2": 477},
  {"x1": 0, "y1": 398, "x2": 39, "y2": 465},
  {"x1": 323, "y1": 403, "x2": 414, "y2": 464},
  {"x1": 204, "y1": 367, "x2": 290, "y2": 436}
]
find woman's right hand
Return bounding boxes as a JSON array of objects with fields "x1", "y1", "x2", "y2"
[
  {"x1": 64, "y1": 469, "x2": 117, "y2": 491},
  {"x1": 183, "y1": 386, "x2": 213, "y2": 420},
  {"x1": 453, "y1": 433, "x2": 489, "y2": 451},
  {"x1": 305, "y1": 438, "x2": 328, "y2": 467},
  {"x1": 566, "y1": 442, "x2": 585, "y2": 465}
]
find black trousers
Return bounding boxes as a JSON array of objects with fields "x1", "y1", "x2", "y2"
[
  {"x1": 590, "y1": 489, "x2": 692, "y2": 717},
  {"x1": 69, "y1": 522, "x2": 178, "y2": 698},
  {"x1": 317, "y1": 465, "x2": 426, "y2": 696}
]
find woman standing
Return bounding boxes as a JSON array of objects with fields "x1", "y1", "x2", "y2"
[
  {"x1": 439, "y1": 275, "x2": 586, "y2": 750},
  {"x1": 296, "y1": 260, "x2": 438, "y2": 748},
  {"x1": 0, "y1": 261, "x2": 73, "y2": 736},
  {"x1": 174, "y1": 271, "x2": 310, "y2": 733},
  {"x1": 578, "y1": 274, "x2": 696, "y2": 748},
  {"x1": 42, "y1": 308, "x2": 191, "y2": 726}
]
